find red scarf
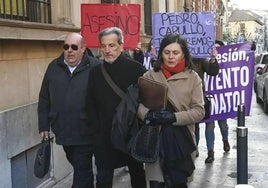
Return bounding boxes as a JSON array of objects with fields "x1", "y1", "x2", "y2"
[{"x1": 161, "y1": 58, "x2": 186, "y2": 79}]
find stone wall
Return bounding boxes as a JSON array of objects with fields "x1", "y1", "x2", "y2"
[{"x1": 0, "y1": 103, "x2": 72, "y2": 187}]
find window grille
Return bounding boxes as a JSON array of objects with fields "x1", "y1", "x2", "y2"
[
  {"x1": 144, "y1": 0, "x2": 152, "y2": 36},
  {"x1": 101, "y1": 0, "x2": 119, "y2": 3},
  {"x1": 0, "y1": 0, "x2": 51, "y2": 24}
]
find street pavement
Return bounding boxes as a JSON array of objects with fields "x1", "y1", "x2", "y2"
[{"x1": 50, "y1": 91, "x2": 268, "y2": 188}]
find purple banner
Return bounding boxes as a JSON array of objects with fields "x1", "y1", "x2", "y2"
[
  {"x1": 143, "y1": 52, "x2": 157, "y2": 70},
  {"x1": 203, "y1": 42, "x2": 255, "y2": 122},
  {"x1": 152, "y1": 12, "x2": 216, "y2": 58}
]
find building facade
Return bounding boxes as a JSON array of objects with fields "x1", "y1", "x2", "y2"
[
  {"x1": 228, "y1": 9, "x2": 265, "y2": 53},
  {"x1": 0, "y1": 0, "x2": 225, "y2": 187}
]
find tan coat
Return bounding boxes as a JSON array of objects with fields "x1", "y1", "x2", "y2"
[{"x1": 137, "y1": 68, "x2": 205, "y2": 182}]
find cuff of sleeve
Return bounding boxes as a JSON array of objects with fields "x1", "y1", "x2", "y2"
[{"x1": 137, "y1": 103, "x2": 150, "y2": 121}]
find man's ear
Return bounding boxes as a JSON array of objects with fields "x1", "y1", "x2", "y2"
[{"x1": 119, "y1": 43, "x2": 124, "y2": 52}]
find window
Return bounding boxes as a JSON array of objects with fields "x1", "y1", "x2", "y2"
[
  {"x1": 144, "y1": 0, "x2": 152, "y2": 36},
  {"x1": 101, "y1": 0, "x2": 119, "y2": 3},
  {"x1": 262, "y1": 55, "x2": 268, "y2": 65},
  {"x1": 11, "y1": 143, "x2": 51, "y2": 187},
  {"x1": 240, "y1": 23, "x2": 245, "y2": 33},
  {"x1": 0, "y1": 0, "x2": 51, "y2": 24}
]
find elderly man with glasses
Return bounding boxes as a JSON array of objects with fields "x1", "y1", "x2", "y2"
[{"x1": 37, "y1": 33, "x2": 100, "y2": 188}]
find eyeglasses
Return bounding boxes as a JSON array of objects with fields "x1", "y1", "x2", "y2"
[{"x1": 63, "y1": 44, "x2": 78, "y2": 51}]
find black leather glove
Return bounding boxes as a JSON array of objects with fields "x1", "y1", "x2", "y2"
[
  {"x1": 144, "y1": 110, "x2": 156, "y2": 125},
  {"x1": 145, "y1": 109, "x2": 176, "y2": 125}
]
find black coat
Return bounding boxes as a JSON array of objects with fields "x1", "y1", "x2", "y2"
[
  {"x1": 38, "y1": 52, "x2": 100, "y2": 145},
  {"x1": 86, "y1": 53, "x2": 146, "y2": 167},
  {"x1": 133, "y1": 50, "x2": 144, "y2": 65},
  {"x1": 160, "y1": 124, "x2": 196, "y2": 185}
]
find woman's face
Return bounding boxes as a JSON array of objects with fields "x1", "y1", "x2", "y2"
[{"x1": 162, "y1": 42, "x2": 185, "y2": 67}]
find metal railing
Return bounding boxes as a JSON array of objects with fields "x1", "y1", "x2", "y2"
[{"x1": 0, "y1": 0, "x2": 51, "y2": 24}]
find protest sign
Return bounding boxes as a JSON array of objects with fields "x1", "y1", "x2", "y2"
[
  {"x1": 143, "y1": 52, "x2": 156, "y2": 70},
  {"x1": 81, "y1": 4, "x2": 140, "y2": 49},
  {"x1": 153, "y1": 12, "x2": 215, "y2": 58},
  {"x1": 203, "y1": 42, "x2": 255, "y2": 122}
]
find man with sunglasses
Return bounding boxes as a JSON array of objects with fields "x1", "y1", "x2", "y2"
[
  {"x1": 37, "y1": 33, "x2": 100, "y2": 188},
  {"x1": 86, "y1": 27, "x2": 146, "y2": 188}
]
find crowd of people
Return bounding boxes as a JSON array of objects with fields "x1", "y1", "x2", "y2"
[
  {"x1": 37, "y1": 27, "x2": 232, "y2": 188},
  {"x1": 192, "y1": 40, "x2": 230, "y2": 164}
]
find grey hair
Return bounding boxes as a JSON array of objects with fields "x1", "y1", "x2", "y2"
[{"x1": 98, "y1": 27, "x2": 124, "y2": 44}]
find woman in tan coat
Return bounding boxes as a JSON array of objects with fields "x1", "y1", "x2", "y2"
[{"x1": 137, "y1": 33, "x2": 205, "y2": 188}]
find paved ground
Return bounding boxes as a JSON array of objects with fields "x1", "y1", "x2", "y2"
[{"x1": 51, "y1": 92, "x2": 268, "y2": 188}]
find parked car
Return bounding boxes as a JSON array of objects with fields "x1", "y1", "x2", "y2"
[
  {"x1": 255, "y1": 63, "x2": 268, "y2": 114},
  {"x1": 254, "y1": 52, "x2": 268, "y2": 92}
]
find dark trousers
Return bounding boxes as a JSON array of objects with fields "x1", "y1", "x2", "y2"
[
  {"x1": 63, "y1": 145, "x2": 94, "y2": 188},
  {"x1": 195, "y1": 123, "x2": 200, "y2": 145},
  {"x1": 149, "y1": 181, "x2": 165, "y2": 188},
  {"x1": 94, "y1": 147, "x2": 146, "y2": 188},
  {"x1": 127, "y1": 156, "x2": 147, "y2": 188},
  {"x1": 149, "y1": 181, "x2": 188, "y2": 188}
]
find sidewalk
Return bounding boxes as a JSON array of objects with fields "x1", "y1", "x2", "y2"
[{"x1": 51, "y1": 93, "x2": 268, "y2": 188}]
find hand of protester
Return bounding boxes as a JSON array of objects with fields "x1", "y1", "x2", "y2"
[
  {"x1": 145, "y1": 109, "x2": 176, "y2": 125},
  {"x1": 40, "y1": 131, "x2": 50, "y2": 140},
  {"x1": 135, "y1": 42, "x2": 142, "y2": 51}
]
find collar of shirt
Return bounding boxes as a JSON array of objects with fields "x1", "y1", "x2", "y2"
[{"x1": 64, "y1": 60, "x2": 81, "y2": 74}]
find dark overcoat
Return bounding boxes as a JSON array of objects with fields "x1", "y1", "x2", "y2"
[
  {"x1": 38, "y1": 52, "x2": 100, "y2": 145},
  {"x1": 86, "y1": 53, "x2": 146, "y2": 167}
]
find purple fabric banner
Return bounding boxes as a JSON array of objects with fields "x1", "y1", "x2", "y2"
[
  {"x1": 203, "y1": 42, "x2": 255, "y2": 122},
  {"x1": 152, "y1": 12, "x2": 216, "y2": 58},
  {"x1": 143, "y1": 52, "x2": 157, "y2": 70}
]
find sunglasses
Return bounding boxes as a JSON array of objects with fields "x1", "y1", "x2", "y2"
[{"x1": 63, "y1": 44, "x2": 78, "y2": 51}]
